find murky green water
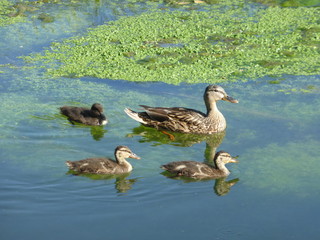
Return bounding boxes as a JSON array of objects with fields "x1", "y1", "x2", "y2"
[{"x1": 1, "y1": 1, "x2": 320, "y2": 239}]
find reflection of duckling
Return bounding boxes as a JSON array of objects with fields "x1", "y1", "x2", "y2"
[
  {"x1": 60, "y1": 103, "x2": 107, "y2": 126},
  {"x1": 90, "y1": 126, "x2": 107, "y2": 141},
  {"x1": 66, "y1": 146, "x2": 140, "y2": 174},
  {"x1": 124, "y1": 85, "x2": 238, "y2": 134},
  {"x1": 161, "y1": 151, "x2": 238, "y2": 179},
  {"x1": 214, "y1": 178, "x2": 239, "y2": 196},
  {"x1": 65, "y1": 171, "x2": 139, "y2": 193},
  {"x1": 114, "y1": 175, "x2": 139, "y2": 193}
]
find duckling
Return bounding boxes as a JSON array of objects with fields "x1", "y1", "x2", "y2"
[
  {"x1": 161, "y1": 151, "x2": 238, "y2": 179},
  {"x1": 124, "y1": 85, "x2": 238, "y2": 134},
  {"x1": 66, "y1": 146, "x2": 140, "y2": 174},
  {"x1": 60, "y1": 103, "x2": 107, "y2": 126}
]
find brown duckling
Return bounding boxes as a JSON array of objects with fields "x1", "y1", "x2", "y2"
[
  {"x1": 60, "y1": 103, "x2": 107, "y2": 126},
  {"x1": 161, "y1": 151, "x2": 238, "y2": 179},
  {"x1": 66, "y1": 146, "x2": 140, "y2": 174},
  {"x1": 124, "y1": 85, "x2": 238, "y2": 134}
]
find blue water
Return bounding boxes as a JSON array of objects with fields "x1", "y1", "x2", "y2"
[{"x1": 1, "y1": 1, "x2": 320, "y2": 239}]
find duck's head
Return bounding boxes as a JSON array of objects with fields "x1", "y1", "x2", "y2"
[
  {"x1": 214, "y1": 151, "x2": 238, "y2": 166},
  {"x1": 204, "y1": 85, "x2": 238, "y2": 103},
  {"x1": 115, "y1": 145, "x2": 141, "y2": 161}
]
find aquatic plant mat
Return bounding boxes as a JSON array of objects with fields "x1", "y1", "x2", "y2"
[{"x1": 22, "y1": 2, "x2": 320, "y2": 84}]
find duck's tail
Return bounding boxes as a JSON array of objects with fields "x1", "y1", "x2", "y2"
[{"x1": 124, "y1": 108, "x2": 147, "y2": 124}]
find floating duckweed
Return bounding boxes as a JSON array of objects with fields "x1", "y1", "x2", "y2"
[
  {"x1": 22, "y1": 4, "x2": 320, "y2": 84},
  {"x1": 0, "y1": 1, "x2": 28, "y2": 27},
  {"x1": 278, "y1": 85, "x2": 318, "y2": 94}
]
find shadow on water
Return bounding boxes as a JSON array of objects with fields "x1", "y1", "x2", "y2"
[{"x1": 66, "y1": 171, "x2": 139, "y2": 193}]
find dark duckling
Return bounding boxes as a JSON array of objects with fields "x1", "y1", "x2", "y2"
[
  {"x1": 161, "y1": 151, "x2": 238, "y2": 179},
  {"x1": 66, "y1": 146, "x2": 140, "y2": 174},
  {"x1": 60, "y1": 103, "x2": 107, "y2": 126}
]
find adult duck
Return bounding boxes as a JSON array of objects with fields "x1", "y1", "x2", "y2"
[
  {"x1": 66, "y1": 146, "x2": 140, "y2": 174},
  {"x1": 124, "y1": 85, "x2": 238, "y2": 134},
  {"x1": 60, "y1": 103, "x2": 107, "y2": 126}
]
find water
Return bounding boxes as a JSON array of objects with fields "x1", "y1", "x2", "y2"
[{"x1": 1, "y1": 1, "x2": 320, "y2": 239}]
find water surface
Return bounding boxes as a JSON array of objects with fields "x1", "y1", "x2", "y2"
[{"x1": 1, "y1": 1, "x2": 320, "y2": 239}]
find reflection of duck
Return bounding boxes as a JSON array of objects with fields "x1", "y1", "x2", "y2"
[
  {"x1": 126, "y1": 125, "x2": 225, "y2": 147},
  {"x1": 124, "y1": 85, "x2": 238, "y2": 134},
  {"x1": 66, "y1": 146, "x2": 140, "y2": 174},
  {"x1": 161, "y1": 151, "x2": 238, "y2": 179},
  {"x1": 214, "y1": 178, "x2": 239, "y2": 196},
  {"x1": 60, "y1": 103, "x2": 107, "y2": 126}
]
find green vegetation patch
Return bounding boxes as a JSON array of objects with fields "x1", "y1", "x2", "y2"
[
  {"x1": 23, "y1": 5, "x2": 320, "y2": 84},
  {"x1": 0, "y1": 1, "x2": 29, "y2": 27}
]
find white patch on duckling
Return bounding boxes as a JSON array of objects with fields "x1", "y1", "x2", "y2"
[
  {"x1": 175, "y1": 165, "x2": 187, "y2": 170},
  {"x1": 100, "y1": 162, "x2": 110, "y2": 173},
  {"x1": 80, "y1": 163, "x2": 89, "y2": 168},
  {"x1": 100, "y1": 120, "x2": 108, "y2": 125}
]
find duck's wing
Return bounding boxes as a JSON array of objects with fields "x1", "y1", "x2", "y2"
[
  {"x1": 140, "y1": 105, "x2": 205, "y2": 124},
  {"x1": 60, "y1": 106, "x2": 85, "y2": 122},
  {"x1": 161, "y1": 161, "x2": 201, "y2": 177},
  {"x1": 66, "y1": 158, "x2": 117, "y2": 174},
  {"x1": 162, "y1": 161, "x2": 214, "y2": 178}
]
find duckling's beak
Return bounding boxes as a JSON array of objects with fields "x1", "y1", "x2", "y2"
[
  {"x1": 229, "y1": 158, "x2": 239, "y2": 163},
  {"x1": 223, "y1": 95, "x2": 239, "y2": 103},
  {"x1": 130, "y1": 152, "x2": 141, "y2": 160}
]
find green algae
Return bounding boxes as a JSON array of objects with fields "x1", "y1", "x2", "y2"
[
  {"x1": 252, "y1": 0, "x2": 320, "y2": 7},
  {"x1": 242, "y1": 140, "x2": 320, "y2": 197},
  {"x1": 278, "y1": 85, "x2": 318, "y2": 94},
  {"x1": 23, "y1": 5, "x2": 320, "y2": 84},
  {"x1": 0, "y1": 1, "x2": 28, "y2": 27}
]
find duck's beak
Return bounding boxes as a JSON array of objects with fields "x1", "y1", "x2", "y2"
[
  {"x1": 223, "y1": 95, "x2": 239, "y2": 103},
  {"x1": 130, "y1": 152, "x2": 141, "y2": 160}
]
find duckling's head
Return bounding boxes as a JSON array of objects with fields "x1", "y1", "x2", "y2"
[
  {"x1": 91, "y1": 103, "x2": 104, "y2": 114},
  {"x1": 204, "y1": 85, "x2": 238, "y2": 103},
  {"x1": 91, "y1": 103, "x2": 108, "y2": 125},
  {"x1": 115, "y1": 145, "x2": 140, "y2": 162},
  {"x1": 214, "y1": 151, "x2": 238, "y2": 166}
]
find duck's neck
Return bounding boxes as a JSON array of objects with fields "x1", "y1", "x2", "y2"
[
  {"x1": 215, "y1": 161, "x2": 230, "y2": 176},
  {"x1": 115, "y1": 152, "x2": 133, "y2": 171},
  {"x1": 205, "y1": 101, "x2": 226, "y2": 130}
]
